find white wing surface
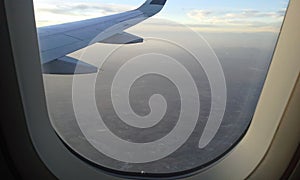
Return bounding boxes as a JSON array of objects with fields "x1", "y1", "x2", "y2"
[{"x1": 37, "y1": 0, "x2": 167, "y2": 74}]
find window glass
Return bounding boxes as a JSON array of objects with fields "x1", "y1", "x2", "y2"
[{"x1": 33, "y1": 0, "x2": 289, "y2": 176}]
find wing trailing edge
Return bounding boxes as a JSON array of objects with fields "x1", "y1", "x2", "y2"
[
  {"x1": 42, "y1": 56, "x2": 98, "y2": 74},
  {"x1": 100, "y1": 32, "x2": 143, "y2": 44}
]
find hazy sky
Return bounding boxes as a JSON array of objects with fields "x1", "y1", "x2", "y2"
[{"x1": 33, "y1": 0, "x2": 289, "y2": 32}]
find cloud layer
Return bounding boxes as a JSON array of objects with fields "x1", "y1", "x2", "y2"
[
  {"x1": 33, "y1": 0, "x2": 286, "y2": 33},
  {"x1": 34, "y1": 1, "x2": 134, "y2": 27},
  {"x1": 186, "y1": 9, "x2": 286, "y2": 32}
]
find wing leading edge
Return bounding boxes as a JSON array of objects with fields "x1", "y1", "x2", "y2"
[{"x1": 38, "y1": 0, "x2": 167, "y2": 74}]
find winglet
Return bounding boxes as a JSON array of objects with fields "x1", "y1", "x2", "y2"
[{"x1": 137, "y1": 0, "x2": 167, "y2": 17}]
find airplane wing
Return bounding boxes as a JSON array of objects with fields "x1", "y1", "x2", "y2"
[{"x1": 37, "y1": 0, "x2": 167, "y2": 74}]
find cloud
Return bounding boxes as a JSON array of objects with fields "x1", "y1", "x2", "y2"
[
  {"x1": 186, "y1": 9, "x2": 286, "y2": 32},
  {"x1": 224, "y1": 9, "x2": 285, "y2": 19},
  {"x1": 33, "y1": 1, "x2": 135, "y2": 27},
  {"x1": 37, "y1": 3, "x2": 133, "y2": 15},
  {"x1": 187, "y1": 10, "x2": 212, "y2": 19}
]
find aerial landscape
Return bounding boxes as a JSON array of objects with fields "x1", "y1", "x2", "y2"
[{"x1": 34, "y1": 0, "x2": 289, "y2": 175}]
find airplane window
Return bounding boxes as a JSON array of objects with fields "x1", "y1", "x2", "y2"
[{"x1": 33, "y1": 0, "x2": 289, "y2": 177}]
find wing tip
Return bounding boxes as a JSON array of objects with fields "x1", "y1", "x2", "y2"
[{"x1": 138, "y1": 0, "x2": 167, "y2": 17}]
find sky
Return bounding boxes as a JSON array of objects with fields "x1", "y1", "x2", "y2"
[{"x1": 33, "y1": 0, "x2": 289, "y2": 32}]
